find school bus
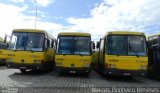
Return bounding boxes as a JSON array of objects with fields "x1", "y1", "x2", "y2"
[
  {"x1": 6, "y1": 29, "x2": 56, "y2": 73},
  {"x1": 148, "y1": 34, "x2": 160, "y2": 78},
  {"x1": 96, "y1": 31, "x2": 148, "y2": 76},
  {"x1": 55, "y1": 32, "x2": 92, "y2": 74},
  {"x1": 0, "y1": 37, "x2": 8, "y2": 65}
]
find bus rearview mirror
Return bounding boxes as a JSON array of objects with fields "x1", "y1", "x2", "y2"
[
  {"x1": 92, "y1": 42, "x2": 95, "y2": 50},
  {"x1": 96, "y1": 42, "x2": 100, "y2": 49}
]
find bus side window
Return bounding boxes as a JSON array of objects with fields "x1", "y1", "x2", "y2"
[
  {"x1": 44, "y1": 37, "x2": 50, "y2": 50},
  {"x1": 44, "y1": 39, "x2": 48, "y2": 50},
  {"x1": 47, "y1": 39, "x2": 50, "y2": 48},
  {"x1": 51, "y1": 40, "x2": 54, "y2": 48}
]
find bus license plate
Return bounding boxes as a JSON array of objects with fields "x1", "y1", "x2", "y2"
[
  {"x1": 70, "y1": 71, "x2": 76, "y2": 73},
  {"x1": 123, "y1": 73, "x2": 131, "y2": 76},
  {"x1": 20, "y1": 67, "x2": 26, "y2": 69}
]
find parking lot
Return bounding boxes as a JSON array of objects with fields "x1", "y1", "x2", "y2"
[{"x1": 0, "y1": 66, "x2": 160, "y2": 93}]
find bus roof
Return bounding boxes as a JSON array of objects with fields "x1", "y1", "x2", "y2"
[
  {"x1": 58, "y1": 32, "x2": 91, "y2": 36},
  {"x1": 12, "y1": 29, "x2": 55, "y2": 39},
  {"x1": 148, "y1": 34, "x2": 159, "y2": 38},
  {"x1": 13, "y1": 29, "x2": 46, "y2": 33},
  {"x1": 106, "y1": 31, "x2": 145, "y2": 36}
]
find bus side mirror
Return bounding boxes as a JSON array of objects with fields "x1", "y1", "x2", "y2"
[
  {"x1": 47, "y1": 39, "x2": 50, "y2": 47},
  {"x1": 92, "y1": 42, "x2": 95, "y2": 50},
  {"x1": 146, "y1": 41, "x2": 149, "y2": 48},
  {"x1": 96, "y1": 42, "x2": 100, "y2": 49},
  {"x1": 4, "y1": 35, "x2": 7, "y2": 43},
  {"x1": 51, "y1": 40, "x2": 54, "y2": 48},
  {"x1": 55, "y1": 40, "x2": 57, "y2": 49},
  {"x1": 4, "y1": 34, "x2": 10, "y2": 43}
]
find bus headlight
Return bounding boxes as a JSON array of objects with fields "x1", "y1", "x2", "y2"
[
  {"x1": 33, "y1": 60, "x2": 41, "y2": 63},
  {"x1": 108, "y1": 64, "x2": 116, "y2": 68},
  {"x1": 56, "y1": 62, "x2": 62, "y2": 66},
  {"x1": 37, "y1": 60, "x2": 41, "y2": 62},
  {"x1": 34, "y1": 60, "x2": 37, "y2": 63},
  {"x1": 83, "y1": 63, "x2": 90, "y2": 67}
]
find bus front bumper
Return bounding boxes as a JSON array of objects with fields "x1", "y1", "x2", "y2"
[
  {"x1": 6, "y1": 62, "x2": 46, "y2": 70},
  {"x1": 104, "y1": 68, "x2": 147, "y2": 76},
  {"x1": 56, "y1": 66, "x2": 91, "y2": 74}
]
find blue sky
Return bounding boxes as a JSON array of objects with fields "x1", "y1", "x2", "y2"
[
  {"x1": 40, "y1": 0, "x2": 101, "y2": 25},
  {"x1": 0, "y1": 0, "x2": 160, "y2": 41}
]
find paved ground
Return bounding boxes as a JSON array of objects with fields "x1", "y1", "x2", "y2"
[{"x1": 0, "y1": 66, "x2": 160, "y2": 93}]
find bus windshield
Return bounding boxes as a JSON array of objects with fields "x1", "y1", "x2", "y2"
[
  {"x1": 8, "y1": 32, "x2": 44, "y2": 51},
  {"x1": 57, "y1": 36, "x2": 91, "y2": 55},
  {"x1": 107, "y1": 35, "x2": 146, "y2": 56}
]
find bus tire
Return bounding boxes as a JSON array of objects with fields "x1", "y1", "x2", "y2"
[{"x1": 20, "y1": 69, "x2": 26, "y2": 73}]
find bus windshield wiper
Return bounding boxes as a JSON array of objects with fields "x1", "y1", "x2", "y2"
[
  {"x1": 117, "y1": 43, "x2": 125, "y2": 56},
  {"x1": 15, "y1": 46, "x2": 24, "y2": 51},
  {"x1": 25, "y1": 36, "x2": 33, "y2": 52},
  {"x1": 78, "y1": 53, "x2": 84, "y2": 56},
  {"x1": 128, "y1": 43, "x2": 139, "y2": 57},
  {"x1": 74, "y1": 52, "x2": 84, "y2": 56},
  {"x1": 26, "y1": 43, "x2": 34, "y2": 52},
  {"x1": 15, "y1": 42, "x2": 25, "y2": 51}
]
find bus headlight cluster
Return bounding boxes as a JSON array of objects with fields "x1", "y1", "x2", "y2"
[
  {"x1": 108, "y1": 64, "x2": 116, "y2": 68},
  {"x1": 139, "y1": 65, "x2": 147, "y2": 70},
  {"x1": 56, "y1": 62, "x2": 62, "y2": 66},
  {"x1": 83, "y1": 63, "x2": 90, "y2": 67},
  {"x1": 6, "y1": 58, "x2": 13, "y2": 62}
]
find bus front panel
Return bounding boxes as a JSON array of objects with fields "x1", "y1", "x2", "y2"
[
  {"x1": 55, "y1": 35, "x2": 91, "y2": 74},
  {"x1": 55, "y1": 55, "x2": 91, "y2": 73},
  {"x1": 104, "y1": 55, "x2": 148, "y2": 76},
  {"x1": 102, "y1": 35, "x2": 148, "y2": 76}
]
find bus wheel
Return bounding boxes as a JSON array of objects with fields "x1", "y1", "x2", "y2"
[{"x1": 20, "y1": 69, "x2": 26, "y2": 73}]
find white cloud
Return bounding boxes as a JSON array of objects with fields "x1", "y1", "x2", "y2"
[
  {"x1": 32, "y1": 0, "x2": 55, "y2": 7},
  {"x1": 10, "y1": 0, "x2": 24, "y2": 3},
  {"x1": 0, "y1": 2, "x2": 63, "y2": 39},
  {"x1": 9, "y1": 0, "x2": 54, "y2": 7},
  {"x1": 0, "y1": 3, "x2": 27, "y2": 37},
  {"x1": 0, "y1": 0, "x2": 160, "y2": 41},
  {"x1": 66, "y1": 0, "x2": 160, "y2": 41}
]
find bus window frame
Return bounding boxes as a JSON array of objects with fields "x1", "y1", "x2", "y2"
[
  {"x1": 148, "y1": 35, "x2": 160, "y2": 47},
  {"x1": 8, "y1": 32, "x2": 46, "y2": 52},
  {"x1": 56, "y1": 35, "x2": 92, "y2": 56},
  {"x1": 105, "y1": 34, "x2": 147, "y2": 57}
]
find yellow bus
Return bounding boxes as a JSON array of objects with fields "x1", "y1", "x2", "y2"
[
  {"x1": 0, "y1": 37, "x2": 8, "y2": 65},
  {"x1": 148, "y1": 34, "x2": 160, "y2": 78},
  {"x1": 6, "y1": 29, "x2": 56, "y2": 73},
  {"x1": 55, "y1": 32, "x2": 92, "y2": 74},
  {"x1": 96, "y1": 31, "x2": 148, "y2": 76}
]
